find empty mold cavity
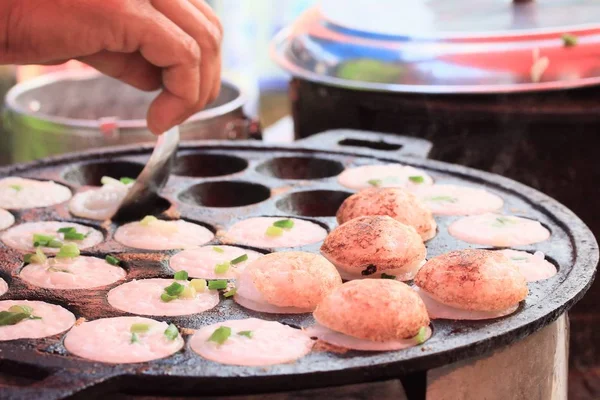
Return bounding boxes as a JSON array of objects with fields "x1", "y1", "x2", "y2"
[
  {"x1": 179, "y1": 181, "x2": 270, "y2": 208},
  {"x1": 173, "y1": 153, "x2": 248, "y2": 177},
  {"x1": 276, "y1": 190, "x2": 352, "y2": 217},
  {"x1": 338, "y1": 138, "x2": 402, "y2": 151},
  {"x1": 63, "y1": 161, "x2": 144, "y2": 186},
  {"x1": 256, "y1": 157, "x2": 344, "y2": 180}
]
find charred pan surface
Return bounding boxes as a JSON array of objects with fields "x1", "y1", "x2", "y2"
[{"x1": 0, "y1": 130, "x2": 595, "y2": 398}]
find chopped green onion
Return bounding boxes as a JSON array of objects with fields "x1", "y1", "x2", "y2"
[
  {"x1": 273, "y1": 219, "x2": 294, "y2": 229},
  {"x1": 140, "y1": 215, "x2": 158, "y2": 226},
  {"x1": 414, "y1": 326, "x2": 428, "y2": 345},
  {"x1": 223, "y1": 288, "x2": 237, "y2": 298},
  {"x1": 130, "y1": 323, "x2": 150, "y2": 333},
  {"x1": 493, "y1": 216, "x2": 517, "y2": 227},
  {"x1": 164, "y1": 282, "x2": 185, "y2": 296},
  {"x1": 64, "y1": 231, "x2": 86, "y2": 241},
  {"x1": 105, "y1": 255, "x2": 121, "y2": 266},
  {"x1": 207, "y1": 279, "x2": 228, "y2": 290},
  {"x1": 161, "y1": 293, "x2": 178, "y2": 302},
  {"x1": 381, "y1": 273, "x2": 396, "y2": 280},
  {"x1": 57, "y1": 227, "x2": 76, "y2": 234},
  {"x1": 164, "y1": 323, "x2": 179, "y2": 341},
  {"x1": 427, "y1": 196, "x2": 458, "y2": 203},
  {"x1": 33, "y1": 234, "x2": 54, "y2": 246},
  {"x1": 180, "y1": 285, "x2": 197, "y2": 299},
  {"x1": 237, "y1": 330, "x2": 253, "y2": 338},
  {"x1": 8, "y1": 305, "x2": 33, "y2": 314},
  {"x1": 47, "y1": 239, "x2": 63, "y2": 248},
  {"x1": 119, "y1": 177, "x2": 135, "y2": 185},
  {"x1": 100, "y1": 176, "x2": 121, "y2": 186},
  {"x1": 212, "y1": 246, "x2": 225, "y2": 253},
  {"x1": 9, "y1": 185, "x2": 22, "y2": 192},
  {"x1": 230, "y1": 254, "x2": 248, "y2": 265},
  {"x1": 265, "y1": 226, "x2": 284, "y2": 237},
  {"x1": 0, "y1": 311, "x2": 32, "y2": 326},
  {"x1": 190, "y1": 279, "x2": 207, "y2": 292},
  {"x1": 367, "y1": 179, "x2": 382, "y2": 187},
  {"x1": 23, "y1": 254, "x2": 33, "y2": 264},
  {"x1": 207, "y1": 326, "x2": 231, "y2": 345},
  {"x1": 562, "y1": 33, "x2": 578, "y2": 47},
  {"x1": 409, "y1": 175, "x2": 425, "y2": 184},
  {"x1": 214, "y1": 262, "x2": 231, "y2": 274},
  {"x1": 46, "y1": 266, "x2": 72, "y2": 274},
  {"x1": 174, "y1": 270, "x2": 188, "y2": 281},
  {"x1": 56, "y1": 243, "x2": 80, "y2": 259},
  {"x1": 130, "y1": 332, "x2": 140, "y2": 344},
  {"x1": 511, "y1": 257, "x2": 528, "y2": 261},
  {"x1": 25, "y1": 248, "x2": 47, "y2": 264}
]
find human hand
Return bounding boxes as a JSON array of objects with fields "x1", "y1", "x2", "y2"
[{"x1": 1, "y1": 0, "x2": 223, "y2": 134}]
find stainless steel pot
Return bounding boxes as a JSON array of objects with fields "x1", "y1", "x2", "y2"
[{"x1": 1, "y1": 70, "x2": 259, "y2": 164}]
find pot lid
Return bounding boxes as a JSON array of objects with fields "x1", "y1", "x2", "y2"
[{"x1": 271, "y1": 0, "x2": 600, "y2": 93}]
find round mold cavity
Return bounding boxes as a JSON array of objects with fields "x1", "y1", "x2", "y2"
[
  {"x1": 63, "y1": 161, "x2": 144, "y2": 186},
  {"x1": 178, "y1": 181, "x2": 271, "y2": 208},
  {"x1": 173, "y1": 153, "x2": 248, "y2": 177},
  {"x1": 256, "y1": 157, "x2": 344, "y2": 180},
  {"x1": 275, "y1": 190, "x2": 352, "y2": 217}
]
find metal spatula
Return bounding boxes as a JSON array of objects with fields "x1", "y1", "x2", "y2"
[{"x1": 112, "y1": 126, "x2": 180, "y2": 222}]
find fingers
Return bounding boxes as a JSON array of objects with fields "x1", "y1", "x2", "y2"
[
  {"x1": 153, "y1": 0, "x2": 222, "y2": 111},
  {"x1": 78, "y1": 51, "x2": 162, "y2": 91}
]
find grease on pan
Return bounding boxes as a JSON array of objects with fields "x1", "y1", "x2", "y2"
[
  {"x1": 0, "y1": 209, "x2": 14, "y2": 231},
  {"x1": 114, "y1": 219, "x2": 214, "y2": 250},
  {"x1": 1, "y1": 221, "x2": 103, "y2": 253},
  {"x1": 412, "y1": 184, "x2": 504, "y2": 216},
  {"x1": 20, "y1": 255, "x2": 126, "y2": 290},
  {"x1": 64, "y1": 316, "x2": 184, "y2": 363},
  {"x1": 337, "y1": 164, "x2": 433, "y2": 191},
  {"x1": 0, "y1": 300, "x2": 75, "y2": 341},
  {"x1": 169, "y1": 245, "x2": 263, "y2": 279},
  {"x1": 190, "y1": 318, "x2": 314, "y2": 366},
  {"x1": 224, "y1": 217, "x2": 327, "y2": 249},
  {"x1": 0, "y1": 177, "x2": 72, "y2": 209},
  {"x1": 448, "y1": 213, "x2": 550, "y2": 247}
]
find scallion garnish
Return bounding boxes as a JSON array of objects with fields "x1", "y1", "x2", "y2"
[
  {"x1": 367, "y1": 179, "x2": 382, "y2": 187},
  {"x1": 47, "y1": 239, "x2": 63, "y2": 248},
  {"x1": 180, "y1": 286, "x2": 196, "y2": 299},
  {"x1": 140, "y1": 215, "x2": 158, "y2": 226},
  {"x1": 409, "y1": 175, "x2": 425, "y2": 184},
  {"x1": 161, "y1": 293, "x2": 178, "y2": 302},
  {"x1": 214, "y1": 262, "x2": 230, "y2": 275},
  {"x1": 57, "y1": 227, "x2": 76, "y2": 234},
  {"x1": 164, "y1": 323, "x2": 179, "y2": 341},
  {"x1": 207, "y1": 280, "x2": 228, "y2": 290},
  {"x1": 120, "y1": 177, "x2": 135, "y2": 185},
  {"x1": 174, "y1": 270, "x2": 188, "y2": 281},
  {"x1": 190, "y1": 279, "x2": 207, "y2": 292},
  {"x1": 212, "y1": 246, "x2": 225, "y2": 253},
  {"x1": 24, "y1": 248, "x2": 47, "y2": 264},
  {"x1": 562, "y1": 33, "x2": 578, "y2": 47},
  {"x1": 273, "y1": 219, "x2": 294, "y2": 229},
  {"x1": 9, "y1": 185, "x2": 22, "y2": 192},
  {"x1": 164, "y1": 282, "x2": 185, "y2": 296},
  {"x1": 265, "y1": 226, "x2": 284, "y2": 237},
  {"x1": 223, "y1": 288, "x2": 237, "y2": 298},
  {"x1": 511, "y1": 257, "x2": 528, "y2": 261},
  {"x1": 33, "y1": 233, "x2": 55, "y2": 247},
  {"x1": 105, "y1": 255, "x2": 121, "y2": 266},
  {"x1": 414, "y1": 326, "x2": 428, "y2": 345},
  {"x1": 9, "y1": 305, "x2": 33, "y2": 314},
  {"x1": 207, "y1": 326, "x2": 231, "y2": 345},
  {"x1": 64, "y1": 231, "x2": 86, "y2": 241},
  {"x1": 237, "y1": 330, "x2": 253, "y2": 338},
  {"x1": 427, "y1": 196, "x2": 458, "y2": 203},
  {"x1": 381, "y1": 273, "x2": 396, "y2": 280},
  {"x1": 130, "y1": 323, "x2": 150, "y2": 333},
  {"x1": 130, "y1": 332, "x2": 140, "y2": 344},
  {"x1": 56, "y1": 243, "x2": 80, "y2": 259},
  {"x1": 493, "y1": 217, "x2": 517, "y2": 227},
  {"x1": 46, "y1": 266, "x2": 72, "y2": 274},
  {"x1": 230, "y1": 254, "x2": 248, "y2": 265},
  {"x1": 0, "y1": 305, "x2": 41, "y2": 326}
]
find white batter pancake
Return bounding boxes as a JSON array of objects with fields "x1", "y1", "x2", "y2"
[
  {"x1": 1, "y1": 221, "x2": 104, "y2": 253},
  {"x1": 0, "y1": 177, "x2": 72, "y2": 210},
  {"x1": 169, "y1": 245, "x2": 263, "y2": 279},
  {"x1": 0, "y1": 300, "x2": 75, "y2": 341},
  {"x1": 0, "y1": 278, "x2": 7, "y2": 296},
  {"x1": 114, "y1": 219, "x2": 214, "y2": 250},
  {"x1": 499, "y1": 249, "x2": 557, "y2": 282},
  {"x1": 337, "y1": 164, "x2": 433, "y2": 191},
  {"x1": 307, "y1": 323, "x2": 432, "y2": 351},
  {"x1": 224, "y1": 217, "x2": 327, "y2": 248},
  {"x1": 69, "y1": 179, "x2": 131, "y2": 221},
  {"x1": 0, "y1": 209, "x2": 15, "y2": 231},
  {"x1": 64, "y1": 316, "x2": 184, "y2": 363},
  {"x1": 414, "y1": 287, "x2": 519, "y2": 320},
  {"x1": 20, "y1": 255, "x2": 126, "y2": 289},
  {"x1": 190, "y1": 318, "x2": 314, "y2": 366},
  {"x1": 107, "y1": 278, "x2": 219, "y2": 316},
  {"x1": 448, "y1": 213, "x2": 550, "y2": 247},
  {"x1": 413, "y1": 184, "x2": 504, "y2": 216}
]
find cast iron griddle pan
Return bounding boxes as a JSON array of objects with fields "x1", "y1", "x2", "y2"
[{"x1": 0, "y1": 130, "x2": 597, "y2": 399}]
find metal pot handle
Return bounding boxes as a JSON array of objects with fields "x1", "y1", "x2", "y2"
[{"x1": 295, "y1": 129, "x2": 432, "y2": 159}]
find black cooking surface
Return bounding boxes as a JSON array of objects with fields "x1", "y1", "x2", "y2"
[{"x1": 0, "y1": 130, "x2": 596, "y2": 399}]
